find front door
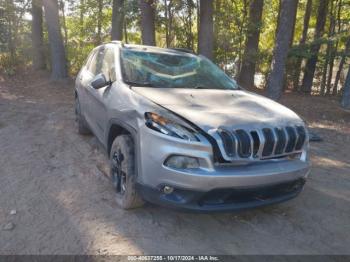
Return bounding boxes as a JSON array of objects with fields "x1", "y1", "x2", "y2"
[{"x1": 86, "y1": 47, "x2": 116, "y2": 143}]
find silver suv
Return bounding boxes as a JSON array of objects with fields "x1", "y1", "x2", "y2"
[{"x1": 75, "y1": 42, "x2": 311, "y2": 211}]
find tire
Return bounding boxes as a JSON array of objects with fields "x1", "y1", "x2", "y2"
[
  {"x1": 75, "y1": 96, "x2": 91, "y2": 135},
  {"x1": 110, "y1": 135, "x2": 144, "y2": 209}
]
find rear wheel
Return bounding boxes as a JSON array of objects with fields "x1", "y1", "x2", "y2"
[
  {"x1": 110, "y1": 135, "x2": 144, "y2": 209},
  {"x1": 75, "y1": 96, "x2": 91, "y2": 135}
]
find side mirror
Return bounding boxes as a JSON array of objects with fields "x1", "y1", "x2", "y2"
[{"x1": 91, "y1": 73, "x2": 108, "y2": 89}]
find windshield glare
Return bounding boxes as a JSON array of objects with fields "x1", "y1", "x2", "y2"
[{"x1": 120, "y1": 48, "x2": 238, "y2": 90}]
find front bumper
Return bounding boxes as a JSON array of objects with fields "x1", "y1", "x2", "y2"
[
  {"x1": 137, "y1": 126, "x2": 310, "y2": 211},
  {"x1": 138, "y1": 178, "x2": 306, "y2": 212},
  {"x1": 138, "y1": 126, "x2": 311, "y2": 190}
]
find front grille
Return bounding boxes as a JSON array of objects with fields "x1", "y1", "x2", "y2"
[
  {"x1": 250, "y1": 131, "x2": 260, "y2": 157},
  {"x1": 217, "y1": 125, "x2": 306, "y2": 161},
  {"x1": 262, "y1": 128, "x2": 275, "y2": 157},
  {"x1": 295, "y1": 126, "x2": 306, "y2": 150},
  {"x1": 218, "y1": 129, "x2": 236, "y2": 157},
  {"x1": 285, "y1": 126, "x2": 297, "y2": 153},
  {"x1": 235, "y1": 129, "x2": 251, "y2": 158},
  {"x1": 274, "y1": 127, "x2": 287, "y2": 155}
]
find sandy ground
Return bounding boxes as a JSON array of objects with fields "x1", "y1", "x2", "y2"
[{"x1": 0, "y1": 71, "x2": 349, "y2": 255}]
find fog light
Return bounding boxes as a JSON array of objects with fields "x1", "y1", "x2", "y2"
[
  {"x1": 164, "y1": 155, "x2": 200, "y2": 169},
  {"x1": 163, "y1": 186, "x2": 174, "y2": 194}
]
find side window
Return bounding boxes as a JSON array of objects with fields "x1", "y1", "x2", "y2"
[
  {"x1": 101, "y1": 48, "x2": 116, "y2": 81},
  {"x1": 86, "y1": 48, "x2": 104, "y2": 76},
  {"x1": 86, "y1": 51, "x2": 98, "y2": 74},
  {"x1": 84, "y1": 52, "x2": 94, "y2": 70},
  {"x1": 94, "y1": 48, "x2": 105, "y2": 75},
  {"x1": 85, "y1": 47, "x2": 116, "y2": 80}
]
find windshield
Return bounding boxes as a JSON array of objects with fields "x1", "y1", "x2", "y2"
[{"x1": 120, "y1": 48, "x2": 238, "y2": 90}]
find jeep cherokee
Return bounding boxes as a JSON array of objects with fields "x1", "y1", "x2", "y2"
[{"x1": 75, "y1": 42, "x2": 310, "y2": 211}]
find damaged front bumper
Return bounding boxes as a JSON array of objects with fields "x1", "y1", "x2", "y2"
[
  {"x1": 137, "y1": 178, "x2": 306, "y2": 212},
  {"x1": 136, "y1": 125, "x2": 310, "y2": 211}
]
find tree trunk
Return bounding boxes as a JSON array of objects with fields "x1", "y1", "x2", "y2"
[
  {"x1": 213, "y1": 0, "x2": 220, "y2": 57},
  {"x1": 164, "y1": 0, "x2": 170, "y2": 47},
  {"x1": 330, "y1": 0, "x2": 344, "y2": 95},
  {"x1": 341, "y1": 66, "x2": 350, "y2": 109},
  {"x1": 163, "y1": 0, "x2": 175, "y2": 47},
  {"x1": 31, "y1": 0, "x2": 46, "y2": 70},
  {"x1": 237, "y1": 0, "x2": 248, "y2": 70},
  {"x1": 97, "y1": 0, "x2": 103, "y2": 44},
  {"x1": 198, "y1": 0, "x2": 214, "y2": 60},
  {"x1": 238, "y1": 0, "x2": 264, "y2": 89},
  {"x1": 124, "y1": 18, "x2": 128, "y2": 43},
  {"x1": 282, "y1": 0, "x2": 298, "y2": 90},
  {"x1": 196, "y1": 0, "x2": 200, "y2": 42},
  {"x1": 320, "y1": 0, "x2": 335, "y2": 95},
  {"x1": 334, "y1": 38, "x2": 350, "y2": 92},
  {"x1": 111, "y1": 0, "x2": 124, "y2": 40},
  {"x1": 140, "y1": 0, "x2": 156, "y2": 46},
  {"x1": 59, "y1": 0, "x2": 68, "y2": 46},
  {"x1": 327, "y1": 38, "x2": 339, "y2": 96},
  {"x1": 289, "y1": 3, "x2": 297, "y2": 47},
  {"x1": 42, "y1": 0, "x2": 67, "y2": 80},
  {"x1": 80, "y1": 0, "x2": 85, "y2": 34},
  {"x1": 320, "y1": 43, "x2": 330, "y2": 95},
  {"x1": 266, "y1": 0, "x2": 298, "y2": 100},
  {"x1": 5, "y1": 0, "x2": 16, "y2": 62},
  {"x1": 275, "y1": 0, "x2": 281, "y2": 39},
  {"x1": 292, "y1": 0, "x2": 312, "y2": 91},
  {"x1": 186, "y1": 0, "x2": 194, "y2": 50},
  {"x1": 167, "y1": 1, "x2": 174, "y2": 47},
  {"x1": 301, "y1": 0, "x2": 329, "y2": 94}
]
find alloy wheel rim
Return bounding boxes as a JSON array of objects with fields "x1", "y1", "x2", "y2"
[{"x1": 112, "y1": 149, "x2": 126, "y2": 195}]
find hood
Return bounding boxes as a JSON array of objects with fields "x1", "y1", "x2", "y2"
[{"x1": 132, "y1": 87, "x2": 303, "y2": 131}]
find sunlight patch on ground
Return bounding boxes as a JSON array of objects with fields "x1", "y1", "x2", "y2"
[
  {"x1": 311, "y1": 186, "x2": 350, "y2": 203},
  {"x1": 312, "y1": 155, "x2": 350, "y2": 169},
  {"x1": 0, "y1": 90, "x2": 20, "y2": 100},
  {"x1": 54, "y1": 188, "x2": 143, "y2": 255},
  {"x1": 309, "y1": 122, "x2": 343, "y2": 130},
  {"x1": 308, "y1": 121, "x2": 350, "y2": 134}
]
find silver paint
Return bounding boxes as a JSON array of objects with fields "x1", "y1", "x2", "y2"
[{"x1": 75, "y1": 42, "x2": 311, "y2": 192}]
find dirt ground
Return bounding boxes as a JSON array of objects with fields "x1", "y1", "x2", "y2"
[{"x1": 0, "y1": 70, "x2": 350, "y2": 255}]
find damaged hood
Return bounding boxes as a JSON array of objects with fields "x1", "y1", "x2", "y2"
[{"x1": 132, "y1": 87, "x2": 304, "y2": 131}]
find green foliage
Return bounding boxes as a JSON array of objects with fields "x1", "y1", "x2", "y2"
[
  {"x1": 214, "y1": 0, "x2": 249, "y2": 67},
  {"x1": 61, "y1": 0, "x2": 144, "y2": 74},
  {"x1": 155, "y1": 0, "x2": 197, "y2": 49},
  {"x1": 0, "y1": 53, "x2": 16, "y2": 74},
  {"x1": 0, "y1": 0, "x2": 32, "y2": 73},
  {"x1": 0, "y1": 0, "x2": 349, "y2": 95},
  {"x1": 259, "y1": 0, "x2": 280, "y2": 74}
]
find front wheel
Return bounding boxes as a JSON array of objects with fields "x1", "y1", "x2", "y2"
[{"x1": 110, "y1": 135, "x2": 144, "y2": 209}]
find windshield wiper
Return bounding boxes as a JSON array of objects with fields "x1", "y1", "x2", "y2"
[
  {"x1": 124, "y1": 80, "x2": 154, "y2": 87},
  {"x1": 193, "y1": 85, "x2": 209, "y2": 89},
  {"x1": 193, "y1": 85, "x2": 234, "y2": 90}
]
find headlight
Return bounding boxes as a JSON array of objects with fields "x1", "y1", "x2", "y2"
[{"x1": 145, "y1": 112, "x2": 199, "y2": 141}]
